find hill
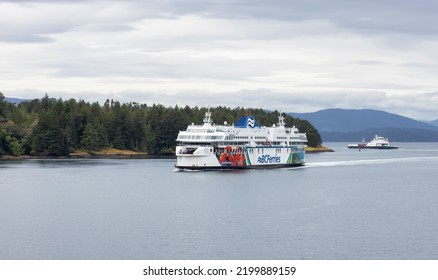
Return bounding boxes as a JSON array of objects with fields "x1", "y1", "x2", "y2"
[
  {"x1": 290, "y1": 109, "x2": 437, "y2": 132},
  {"x1": 1, "y1": 96, "x2": 322, "y2": 157},
  {"x1": 289, "y1": 109, "x2": 438, "y2": 142},
  {"x1": 4, "y1": 97, "x2": 28, "y2": 104},
  {"x1": 428, "y1": 119, "x2": 438, "y2": 127}
]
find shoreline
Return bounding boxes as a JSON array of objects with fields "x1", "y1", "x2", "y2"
[
  {"x1": 1, "y1": 146, "x2": 334, "y2": 160},
  {"x1": 305, "y1": 145, "x2": 334, "y2": 153},
  {"x1": 0, "y1": 154, "x2": 175, "y2": 160}
]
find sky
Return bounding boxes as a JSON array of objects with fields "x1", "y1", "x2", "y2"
[{"x1": 1, "y1": 0, "x2": 438, "y2": 120}]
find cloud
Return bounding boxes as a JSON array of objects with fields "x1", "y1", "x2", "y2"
[
  {"x1": 1, "y1": 0, "x2": 438, "y2": 120},
  {"x1": 4, "y1": 0, "x2": 438, "y2": 38}
]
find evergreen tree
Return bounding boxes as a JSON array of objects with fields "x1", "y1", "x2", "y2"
[
  {"x1": 0, "y1": 92, "x2": 5, "y2": 120},
  {"x1": 1, "y1": 94, "x2": 24, "y2": 156},
  {"x1": 0, "y1": 128, "x2": 7, "y2": 155},
  {"x1": 80, "y1": 122, "x2": 101, "y2": 151},
  {"x1": 33, "y1": 106, "x2": 69, "y2": 156}
]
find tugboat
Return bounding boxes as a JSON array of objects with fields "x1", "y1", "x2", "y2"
[
  {"x1": 348, "y1": 135, "x2": 398, "y2": 149},
  {"x1": 175, "y1": 108, "x2": 307, "y2": 170}
]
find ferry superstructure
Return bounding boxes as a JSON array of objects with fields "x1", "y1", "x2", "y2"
[
  {"x1": 175, "y1": 109, "x2": 307, "y2": 170},
  {"x1": 366, "y1": 135, "x2": 398, "y2": 149}
]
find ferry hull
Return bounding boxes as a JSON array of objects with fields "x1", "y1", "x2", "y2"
[
  {"x1": 348, "y1": 145, "x2": 398, "y2": 150},
  {"x1": 175, "y1": 146, "x2": 305, "y2": 171}
]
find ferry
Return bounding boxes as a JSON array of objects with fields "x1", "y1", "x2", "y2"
[
  {"x1": 348, "y1": 135, "x2": 398, "y2": 149},
  {"x1": 175, "y1": 109, "x2": 307, "y2": 170}
]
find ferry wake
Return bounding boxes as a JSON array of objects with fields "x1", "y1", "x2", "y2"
[{"x1": 175, "y1": 109, "x2": 307, "y2": 170}]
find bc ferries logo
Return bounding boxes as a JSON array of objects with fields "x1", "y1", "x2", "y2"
[
  {"x1": 257, "y1": 155, "x2": 281, "y2": 164},
  {"x1": 247, "y1": 117, "x2": 256, "y2": 128}
]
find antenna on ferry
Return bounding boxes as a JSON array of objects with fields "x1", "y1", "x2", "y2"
[
  {"x1": 278, "y1": 111, "x2": 285, "y2": 127},
  {"x1": 203, "y1": 106, "x2": 213, "y2": 125}
]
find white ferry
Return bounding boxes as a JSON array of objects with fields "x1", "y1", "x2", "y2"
[
  {"x1": 175, "y1": 109, "x2": 307, "y2": 170},
  {"x1": 348, "y1": 135, "x2": 398, "y2": 149}
]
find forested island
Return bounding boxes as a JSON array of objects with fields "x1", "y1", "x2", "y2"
[{"x1": 0, "y1": 93, "x2": 323, "y2": 157}]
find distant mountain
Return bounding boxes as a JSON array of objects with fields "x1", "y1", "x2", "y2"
[
  {"x1": 428, "y1": 119, "x2": 438, "y2": 127},
  {"x1": 290, "y1": 109, "x2": 437, "y2": 132},
  {"x1": 4, "y1": 97, "x2": 28, "y2": 104},
  {"x1": 289, "y1": 109, "x2": 438, "y2": 142}
]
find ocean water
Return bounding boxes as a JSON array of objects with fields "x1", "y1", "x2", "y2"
[{"x1": 1, "y1": 142, "x2": 438, "y2": 260}]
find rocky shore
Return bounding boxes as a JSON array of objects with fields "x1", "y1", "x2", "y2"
[{"x1": 305, "y1": 145, "x2": 335, "y2": 153}]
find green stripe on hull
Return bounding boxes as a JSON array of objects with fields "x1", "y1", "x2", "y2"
[{"x1": 243, "y1": 147, "x2": 251, "y2": 165}]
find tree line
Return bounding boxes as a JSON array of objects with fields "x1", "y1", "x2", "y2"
[{"x1": 0, "y1": 93, "x2": 322, "y2": 156}]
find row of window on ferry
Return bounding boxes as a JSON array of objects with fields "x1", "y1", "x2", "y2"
[
  {"x1": 178, "y1": 134, "x2": 303, "y2": 141},
  {"x1": 178, "y1": 135, "x2": 224, "y2": 140}
]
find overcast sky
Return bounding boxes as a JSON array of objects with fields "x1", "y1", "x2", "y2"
[{"x1": 1, "y1": 0, "x2": 438, "y2": 120}]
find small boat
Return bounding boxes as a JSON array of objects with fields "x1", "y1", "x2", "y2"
[
  {"x1": 348, "y1": 138, "x2": 366, "y2": 149},
  {"x1": 348, "y1": 135, "x2": 398, "y2": 149}
]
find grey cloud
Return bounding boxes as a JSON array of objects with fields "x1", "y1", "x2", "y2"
[
  {"x1": 354, "y1": 60, "x2": 388, "y2": 66},
  {"x1": 0, "y1": 32, "x2": 52, "y2": 43},
  {"x1": 153, "y1": 0, "x2": 438, "y2": 36},
  {"x1": 0, "y1": 0, "x2": 91, "y2": 2},
  {"x1": 0, "y1": 1, "x2": 144, "y2": 44},
  {"x1": 2, "y1": 0, "x2": 438, "y2": 45},
  {"x1": 74, "y1": 24, "x2": 137, "y2": 32}
]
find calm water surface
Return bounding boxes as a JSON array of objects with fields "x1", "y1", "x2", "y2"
[{"x1": 1, "y1": 143, "x2": 438, "y2": 259}]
